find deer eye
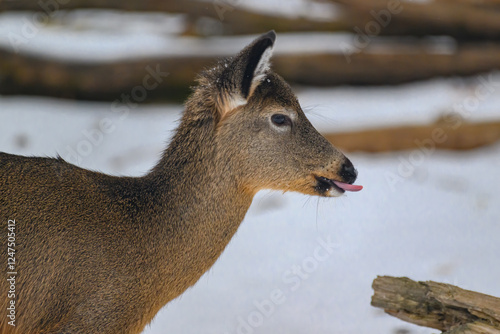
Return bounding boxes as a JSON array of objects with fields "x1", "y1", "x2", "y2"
[{"x1": 271, "y1": 114, "x2": 291, "y2": 126}]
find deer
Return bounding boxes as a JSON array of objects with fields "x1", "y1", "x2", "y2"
[{"x1": 0, "y1": 31, "x2": 362, "y2": 334}]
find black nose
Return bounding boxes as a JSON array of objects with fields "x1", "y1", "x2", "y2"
[{"x1": 340, "y1": 159, "x2": 358, "y2": 184}]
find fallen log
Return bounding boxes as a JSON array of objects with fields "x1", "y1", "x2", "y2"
[
  {"x1": 330, "y1": 0, "x2": 500, "y2": 40},
  {"x1": 2, "y1": 41, "x2": 500, "y2": 101},
  {"x1": 371, "y1": 276, "x2": 500, "y2": 333},
  {"x1": 3, "y1": 0, "x2": 500, "y2": 40},
  {"x1": 434, "y1": 0, "x2": 500, "y2": 9},
  {"x1": 0, "y1": 48, "x2": 212, "y2": 102},
  {"x1": 324, "y1": 116, "x2": 500, "y2": 153},
  {"x1": 0, "y1": 0, "x2": 346, "y2": 36}
]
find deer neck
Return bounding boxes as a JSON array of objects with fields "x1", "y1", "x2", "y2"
[{"x1": 144, "y1": 112, "x2": 254, "y2": 301}]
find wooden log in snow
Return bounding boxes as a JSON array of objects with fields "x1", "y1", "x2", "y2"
[
  {"x1": 324, "y1": 117, "x2": 500, "y2": 153},
  {"x1": 3, "y1": 0, "x2": 500, "y2": 40},
  {"x1": 330, "y1": 0, "x2": 500, "y2": 40},
  {"x1": 371, "y1": 276, "x2": 500, "y2": 333},
  {"x1": 2, "y1": 41, "x2": 500, "y2": 101},
  {"x1": 434, "y1": 0, "x2": 500, "y2": 10},
  {"x1": 0, "y1": 0, "x2": 346, "y2": 36}
]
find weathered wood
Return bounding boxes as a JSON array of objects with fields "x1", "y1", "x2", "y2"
[
  {"x1": 2, "y1": 41, "x2": 500, "y2": 101},
  {"x1": 331, "y1": 0, "x2": 500, "y2": 39},
  {"x1": 0, "y1": 0, "x2": 346, "y2": 36},
  {"x1": 324, "y1": 117, "x2": 500, "y2": 153},
  {"x1": 371, "y1": 276, "x2": 500, "y2": 333},
  {"x1": 3, "y1": 0, "x2": 500, "y2": 40},
  {"x1": 435, "y1": 0, "x2": 500, "y2": 9},
  {"x1": 0, "y1": 48, "x2": 214, "y2": 102}
]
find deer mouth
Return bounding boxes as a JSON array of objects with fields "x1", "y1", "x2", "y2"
[{"x1": 314, "y1": 176, "x2": 363, "y2": 197}]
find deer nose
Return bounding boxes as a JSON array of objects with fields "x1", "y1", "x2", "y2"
[{"x1": 339, "y1": 159, "x2": 358, "y2": 184}]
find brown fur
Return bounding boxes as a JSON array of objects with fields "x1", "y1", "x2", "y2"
[{"x1": 0, "y1": 31, "x2": 358, "y2": 334}]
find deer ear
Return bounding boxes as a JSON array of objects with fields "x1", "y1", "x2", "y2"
[
  {"x1": 238, "y1": 30, "x2": 276, "y2": 99},
  {"x1": 216, "y1": 31, "x2": 276, "y2": 121}
]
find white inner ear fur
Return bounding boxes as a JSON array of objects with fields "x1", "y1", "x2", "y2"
[
  {"x1": 225, "y1": 94, "x2": 247, "y2": 112},
  {"x1": 218, "y1": 45, "x2": 274, "y2": 121},
  {"x1": 218, "y1": 94, "x2": 247, "y2": 122},
  {"x1": 249, "y1": 46, "x2": 273, "y2": 97}
]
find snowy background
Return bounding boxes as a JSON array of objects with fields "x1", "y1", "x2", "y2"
[{"x1": 1, "y1": 2, "x2": 500, "y2": 334}]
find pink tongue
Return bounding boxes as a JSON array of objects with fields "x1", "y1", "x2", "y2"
[{"x1": 333, "y1": 180, "x2": 363, "y2": 192}]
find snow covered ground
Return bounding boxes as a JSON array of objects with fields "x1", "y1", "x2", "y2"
[{"x1": 1, "y1": 74, "x2": 500, "y2": 334}]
